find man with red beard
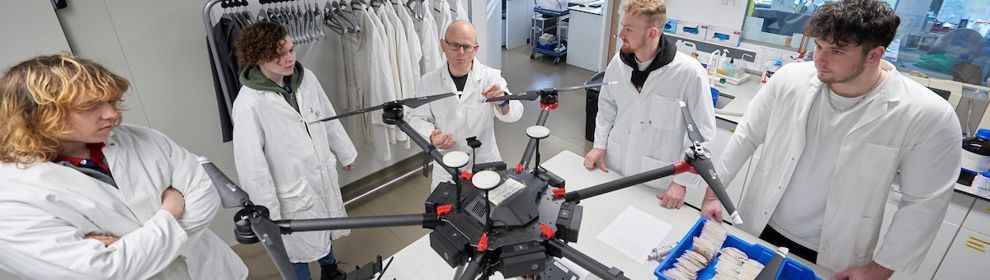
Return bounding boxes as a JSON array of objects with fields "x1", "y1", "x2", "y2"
[
  {"x1": 701, "y1": 0, "x2": 961, "y2": 278},
  {"x1": 584, "y1": 0, "x2": 716, "y2": 210}
]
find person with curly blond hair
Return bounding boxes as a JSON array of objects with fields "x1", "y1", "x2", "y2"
[
  {"x1": 0, "y1": 54, "x2": 247, "y2": 279},
  {"x1": 232, "y1": 21, "x2": 356, "y2": 280}
]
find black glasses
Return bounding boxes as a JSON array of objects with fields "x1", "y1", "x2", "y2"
[{"x1": 444, "y1": 40, "x2": 479, "y2": 53}]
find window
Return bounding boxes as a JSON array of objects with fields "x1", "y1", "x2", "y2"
[{"x1": 741, "y1": 0, "x2": 990, "y2": 87}]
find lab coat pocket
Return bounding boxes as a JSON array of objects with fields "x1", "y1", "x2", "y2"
[
  {"x1": 647, "y1": 95, "x2": 682, "y2": 130},
  {"x1": 276, "y1": 178, "x2": 316, "y2": 214},
  {"x1": 847, "y1": 143, "x2": 901, "y2": 200}
]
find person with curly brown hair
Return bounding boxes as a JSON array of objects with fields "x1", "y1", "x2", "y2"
[
  {"x1": 231, "y1": 21, "x2": 356, "y2": 280},
  {"x1": 702, "y1": 0, "x2": 961, "y2": 278},
  {"x1": 0, "y1": 54, "x2": 247, "y2": 279}
]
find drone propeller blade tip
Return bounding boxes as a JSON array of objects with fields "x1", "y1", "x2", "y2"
[{"x1": 730, "y1": 212, "x2": 743, "y2": 224}]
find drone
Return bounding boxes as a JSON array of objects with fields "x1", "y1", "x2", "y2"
[{"x1": 199, "y1": 82, "x2": 743, "y2": 280}]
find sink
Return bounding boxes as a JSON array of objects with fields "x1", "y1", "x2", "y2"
[{"x1": 715, "y1": 92, "x2": 735, "y2": 109}]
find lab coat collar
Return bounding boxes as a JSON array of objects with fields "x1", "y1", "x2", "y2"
[{"x1": 441, "y1": 58, "x2": 485, "y2": 100}]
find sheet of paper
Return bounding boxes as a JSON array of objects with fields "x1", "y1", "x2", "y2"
[{"x1": 596, "y1": 206, "x2": 672, "y2": 264}]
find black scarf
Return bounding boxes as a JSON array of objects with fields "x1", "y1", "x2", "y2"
[{"x1": 619, "y1": 35, "x2": 677, "y2": 90}]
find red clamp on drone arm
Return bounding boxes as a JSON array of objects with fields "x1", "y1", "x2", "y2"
[
  {"x1": 539, "y1": 102, "x2": 559, "y2": 112},
  {"x1": 540, "y1": 224, "x2": 555, "y2": 239},
  {"x1": 515, "y1": 163, "x2": 523, "y2": 174},
  {"x1": 436, "y1": 204, "x2": 453, "y2": 216},
  {"x1": 673, "y1": 160, "x2": 696, "y2": 174},
  {"x1": 478, "y1": 232, "x2": 489, "y2": 251},
  {"x1": 460, "y1": 171, "x2": 473, "y2": 181},
  {"x1": 552, "y1": 187, "x2": 566, "y2": 198}
]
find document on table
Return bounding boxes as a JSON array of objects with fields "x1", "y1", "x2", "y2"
[{"x1": 596, "y1": 206, "x2": 672, "y2": 263}]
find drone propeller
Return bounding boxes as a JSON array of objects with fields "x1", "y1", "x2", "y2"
[
  {"x1": 485, "y1": 81, "x2": 618, "y2": 102},
  {"x1": 200, "y1": 157, "x2": 251, "y2": 208},
  {"x1": 677, "y1": 101, "x2": 743, "y2": 225},
  {"x1": 679, "y1": 101, "x2": 707, "y2": 146},
  {"x1": 198, "y1": 157, "x2": 298, "y2": 280},
  {"x1": 249, "y1": 214, "x2": 297, "y2": 280},
  {"x1": 309, "y1": 92, "x2": 457, "y2": 124}
]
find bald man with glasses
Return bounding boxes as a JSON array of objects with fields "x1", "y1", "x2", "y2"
[{"x1": 408, "y1": 20, "x2": 524, "y2": 190}]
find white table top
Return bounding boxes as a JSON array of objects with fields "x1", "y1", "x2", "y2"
[{"x1": 380, "y1": 151, "x2": 830, "y2": 279}]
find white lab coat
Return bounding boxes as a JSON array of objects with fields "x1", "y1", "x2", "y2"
[
  {"x1": 0, "y1": 124, "x2": 247, "y2": 279},
  {"x1": 454, "y1": 0, "x2": 468, "y2": 21},
  {"x1": 394, "y1": 2, "x2": 423, "y2": 79},
  {"x1": 716, "y1": 61, "x2": 961, "y2": 273},
  {"x1": 408, "y1": 59, "x2": 524, "y2": 188},
  {"x1": 432, "y1": 0, "x2": 454, "y2": 38},
  {"x1": 415, "y1": 0, "x2": 444, "y2": 75},
  {"x1": 232, "y1": 68, "x2": 358, "y2": 263},
  {"x1": 351, "y1": 5, "x2": 401, "y2": 161},
  {"x1": 373, "y1": 5, "x2": 406, "y2": 146},
  {"x1": 382, "y1": 3, "x2": 415, "y2": 144},
  {"x1": 594, "y1": 52, "x2": 716, "y2": 190}
]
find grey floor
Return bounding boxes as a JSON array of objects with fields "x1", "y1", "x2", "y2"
[{"x1": 232, "y1": 46, "x2": 598, "y2": 279}]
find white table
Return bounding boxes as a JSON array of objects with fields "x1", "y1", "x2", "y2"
[{"x1": 380, "y1": 151, "x2": 828, "y2": 279}]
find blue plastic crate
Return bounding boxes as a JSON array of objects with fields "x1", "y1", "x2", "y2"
[{"x1": 655, "y1": 218, "x2": 821, "y2": 280}]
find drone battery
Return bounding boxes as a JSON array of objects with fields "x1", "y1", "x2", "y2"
[
  {"x1": 429, "y1": 224, "x2": 469, "y2": 267},
  {"x1": 499, "y1": 241, "x2": 547, "y2": 278},
  {"x1": 425, "y1": 182, "x2": 457, "y2": 214},
  {"x1": 473, "y1": 161, "x2": 507, "y2": 172},
  {"x1": 555, "y1": 202, "x2": 583, "y2": 243}
]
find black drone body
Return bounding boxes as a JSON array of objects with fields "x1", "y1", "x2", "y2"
[{"x1": 199, "y1": 82, "x2": 741, "y2": 280}]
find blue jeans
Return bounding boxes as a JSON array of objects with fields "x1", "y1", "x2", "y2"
[{"x1": 291, "y1": 246, "x2": 337, "y2": 280}]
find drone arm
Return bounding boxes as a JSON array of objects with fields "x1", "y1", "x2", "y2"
[
  {"x1": 458, "y1": 252, "x2": 487, "y2": 280},
  {"x1": 547, "y1": 239, "x2": 630, "y2": 280},
  {"x1": 518, "y1": 109, "x2": 551, "y2": 171},
  {"x1": 563, "y1": 162, "x2": 685, "y2": 203},
  {"x1": 277, "y1": 213, "x2": 441, "y2": 233}
]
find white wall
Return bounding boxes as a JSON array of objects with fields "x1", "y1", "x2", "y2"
[
  {"x1": 472, "y1": 0, "x2": 504, "y2": 69},
  {"x1": 0, "y1": 0, "x2": 71, "y2": 69}
]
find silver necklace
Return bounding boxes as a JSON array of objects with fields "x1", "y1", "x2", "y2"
[{"x1": 825, "y1": 73, "x2": 883, "y2": 112}]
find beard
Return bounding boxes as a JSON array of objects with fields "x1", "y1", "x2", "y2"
[
  {"x1": 818, "y1": 57, "x2": 867, "y2": 84},
  {"x1": 620, "y1": 41, "x2": 635, "y2": 53}
]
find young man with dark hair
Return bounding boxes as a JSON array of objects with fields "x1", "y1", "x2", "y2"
[
  {"x1": 232, "y1": 21, "x2": 357, "y2": 280},
  {"x1": 701, "y1": 0, "x2": 961, "y2": 278}
]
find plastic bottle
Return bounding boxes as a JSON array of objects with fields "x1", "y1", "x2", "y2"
[
  {"x1": 725, "y1": 58, "x2": 738, "y2": 78},
  {"x1": 958, "y1": 128, "x2": 990, "y2": 186},
  {"x1": 973, "y1": 171, "x2": 990, "y2": 196}
]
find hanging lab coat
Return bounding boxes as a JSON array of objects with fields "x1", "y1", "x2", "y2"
[
  {"x1": 232, "y1": 68, "x2": 358, "y2": 263},
  {"x1": 416, "y1": 0, "x2": 444, "y2": 75},
  {"x1": 454, "y1": 0, "x2": 468, "y2": 21},
  {"x1": 408, "y1": 59, "x2": 524, "y2": 189},
  {"x1": 352, "y1": 5, "x2": 401, "y2": 161},
  {"x1": 716, "y1": 61, "x2": 961, "y2": 273},
  {"x1": 382, "y1": 3, "x2": 415, "y2": 144},
  {"x1": 594, "y1": 52, "x2": 716, "y2": 190},
  {"x1": 394, "y1": 2, "x2": 423, "y2": 79},
  {"x1": 0, "y1": 124, "x2": 247, "y2": 279},
  {"x1": 373, "y1": 5, "x2": 406, "y2": 145},
  {"x1": 432, "y1": 0, "x2": 454, "y2": 38}
]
